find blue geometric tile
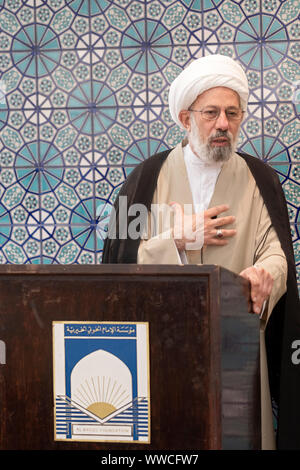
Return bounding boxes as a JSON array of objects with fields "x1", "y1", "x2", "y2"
[{"x1": 0, "y1": 0, "x2": 298, "y2": 264}]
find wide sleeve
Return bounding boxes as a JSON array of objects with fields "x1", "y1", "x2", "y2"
[
  {"x1": 137, "y1": 230, "x2": 183, "y2": 264},
  {"x1": 137, "y1": 201, "x2": 183, "y2": 264}
]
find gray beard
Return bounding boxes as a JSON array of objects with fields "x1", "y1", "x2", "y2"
[{"x1": 189, "y1": 115, "x2": 236, "y2": 163}]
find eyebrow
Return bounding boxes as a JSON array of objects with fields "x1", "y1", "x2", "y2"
[{"x1": 204, "y1": 105, "x2": 240, "y2": 109}]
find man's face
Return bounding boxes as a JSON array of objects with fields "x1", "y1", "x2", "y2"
[{"x1": 179, "y1": 87, "x2": 243, "y2": 162}]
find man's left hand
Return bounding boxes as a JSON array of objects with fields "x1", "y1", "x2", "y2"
[{"x1": 239, "y1": 266, "x2": 274, "y2": 315}]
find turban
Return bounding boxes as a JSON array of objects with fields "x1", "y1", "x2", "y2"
[{"x1": 168, "y1": 54, "x2": 249, "y2": 128}]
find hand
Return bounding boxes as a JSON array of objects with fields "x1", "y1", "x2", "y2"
[
  {"x1": 239, "y1": 266, "x2": 274, "y2": 315},
  {"x1": 170, "y1": 203, "x2": 236, "y2": 250},
  {"x1": 203, "y1": 204, "x2": 236, "y2": 246}
]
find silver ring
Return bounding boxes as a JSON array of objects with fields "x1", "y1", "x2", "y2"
[{"x1": 216, "y1": 229, "x2": 223, "y2": 239}]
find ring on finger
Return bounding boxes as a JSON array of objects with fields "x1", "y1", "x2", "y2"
[{"x1": 216, "y1": 229, "x2": 223, "y2": 239}]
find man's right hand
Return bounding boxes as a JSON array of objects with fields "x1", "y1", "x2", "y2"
[
  {"x1": 171, "y1": 203, "x2": 236, "y2": 251},
  {"x1": 203, "y1": 204, "x2": 237, "y2": 246}
]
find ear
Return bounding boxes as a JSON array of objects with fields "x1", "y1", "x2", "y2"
[{"x1": 178, "y1": 110, "x2": 191, "y2": 132}]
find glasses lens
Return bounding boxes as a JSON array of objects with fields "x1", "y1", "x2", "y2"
[
  {"x1": 202, "y1": 108, "x2": 219, "y2": 120},
  {"x1": 226, "y1": 109, "x2": 243, "y2": 120}
]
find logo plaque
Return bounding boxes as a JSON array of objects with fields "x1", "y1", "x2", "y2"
[{"x1": 53, "y1": 321, "x2": 150, "y2": 443}]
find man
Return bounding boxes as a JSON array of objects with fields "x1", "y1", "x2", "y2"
[{"x1": 102, "y1": 55, "x2": 300, "y2": 450}]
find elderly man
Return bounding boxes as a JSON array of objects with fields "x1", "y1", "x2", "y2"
[{"x1": 102, "y1": 55, "x2": 300, "y2": 450}]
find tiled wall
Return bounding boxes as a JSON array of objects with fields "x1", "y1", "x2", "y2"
[{"x1": 0, "y1": 0, "x2": 298, "y2": 287}]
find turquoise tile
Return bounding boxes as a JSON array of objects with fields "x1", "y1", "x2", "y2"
[
  {"x1": 68, "y1": 0, "x2": 94, "y2": 16},
  {"x1": 40, "y1": 143, "x2": 64, "y2": 166},
  {"x1": 183, "y1": 0, "x2": 200, "y2": 10},
  {"x1": 235, "y1": 43, "x2": 261, "y2": 69},
  {"x1": 262, "y1": 42, "x2": 289, "y2": 67},
  {"x1": 262, "y1": 16, "x2": 288, "y2": 41},
  {"x1": 92, "y1": 82, "x2": 117, "y2": 107},
  {"x1": 40, "y1": 170, "x2": 64, "y2": 192},
  {"x1": 203, "y1": 0, "x2": 219, "y2": 9}
]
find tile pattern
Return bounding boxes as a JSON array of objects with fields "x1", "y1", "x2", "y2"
[{"x1": 0, "y1": 0, "x2": 298, "y2": 288}]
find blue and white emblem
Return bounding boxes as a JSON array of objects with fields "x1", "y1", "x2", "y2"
[{"x1": 53, "y1": 322, "x2": 150, "y2": 443}]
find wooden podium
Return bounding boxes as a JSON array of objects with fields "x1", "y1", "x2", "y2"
[{"x1": 0, "y1": 265, "x2": 260, "y2": 450}]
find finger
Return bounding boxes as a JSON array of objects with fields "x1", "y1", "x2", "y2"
[
  {"x1": 254, "y1": 267, "x2": 273, "y2": 299},
  {"x1": 245, "y1": 273, "x2": 263, "y2": 314},
  {"x1": 251, "y1": 283, "x2": 265, "y2": 314},
  {"x1": 205, "y1": 229, "x2": 237, "y2": 242},
  {"x1": 216, "y1": 228, "x2": 237, "y2": 238},
  {"x1": 253, "y1": 299, "x2": 264, "y2": 315},
  {"x1": 240, "y1": 269, "x2": 261, "y2": 314},
  {"x1": 240, "y1": 267, "x2": 272, "y2": 315},
  {"x1": 205, "y1": 237, "x2": 229, "y2": 246},
  {"x1": 212, "y1": 215, "x2": 236, "y2": 227},
  {"x1": 249, "y1": 277, "x2": 261, "y2": 302},
  {"x1": 255, "y1": 267, "x2": 268, "y2": 301},
  {"x1": 205, "y1": 205, "x2": 229, "y2": 218}
]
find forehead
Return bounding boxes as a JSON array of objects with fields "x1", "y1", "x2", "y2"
[{"x1": 193, "y1": 86, "x2": 240, "y2": 107}]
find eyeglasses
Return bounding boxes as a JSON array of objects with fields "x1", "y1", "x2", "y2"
[{"x1": 189, "y1": 106, "x2": 245, "y2": 121}]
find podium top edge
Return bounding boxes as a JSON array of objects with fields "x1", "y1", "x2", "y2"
[{"x1": 0, "y1": 264, "x2": 223, "y2": 276}]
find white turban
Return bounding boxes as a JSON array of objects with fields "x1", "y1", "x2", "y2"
[{"x1": 168, "y1": 54, "x2": 249, "y2": 128}]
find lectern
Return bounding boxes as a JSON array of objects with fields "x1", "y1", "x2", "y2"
[{"x1": 0, "y1": 265, "x2": 260, "y2": 450}]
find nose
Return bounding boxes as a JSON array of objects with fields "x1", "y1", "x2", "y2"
[{"x1": 215, "y1": 110, "x2": 229, "y2": 131}]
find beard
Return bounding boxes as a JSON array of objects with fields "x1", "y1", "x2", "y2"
[{"x1": 189, "y1": 113, "x2": 237, "y2": 163}]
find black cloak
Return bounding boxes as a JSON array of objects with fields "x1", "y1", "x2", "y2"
[{"x1": 102, "y1": 148, "x2": 300, "y2": 450}]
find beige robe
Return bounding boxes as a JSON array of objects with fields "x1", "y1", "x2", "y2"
[{"x1": 137, "y1": 142, "x2": 287, "y2": 450}]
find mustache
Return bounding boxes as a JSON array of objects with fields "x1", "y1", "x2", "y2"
[{"x1": 208, "y1": 130, "x2": 233, "y2": 143}]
